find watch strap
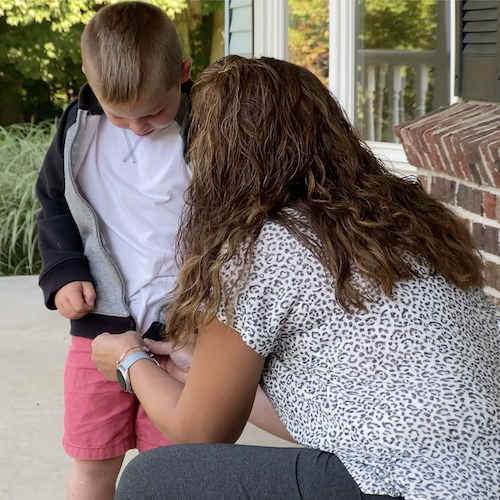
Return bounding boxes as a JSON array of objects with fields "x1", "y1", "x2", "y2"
[
  {"x1": 120, "y1": 350, "x2": 158, "y2": 370},
  {"x1": 117, "y1": 350, "x2": 160, "y2": 393}
]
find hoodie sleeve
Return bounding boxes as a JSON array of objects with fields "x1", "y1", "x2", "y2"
[{"x1": 36, "y1": 100, "x2": 94, "y2": 309}]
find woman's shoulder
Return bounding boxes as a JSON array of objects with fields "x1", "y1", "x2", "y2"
[
  {"x1": 255, "y1": 217, "x2": 317, "y2": 263},
  {"x1": 258, "y1": 219, "x2": 298, "y2": 243},
  {"x1": 258, "y1": 209, "x2": 311, "y2": 244}
]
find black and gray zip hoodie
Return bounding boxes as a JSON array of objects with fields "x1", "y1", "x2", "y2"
[{"x1": 36, "y1": 81, "x2": 193, "y2": 339}]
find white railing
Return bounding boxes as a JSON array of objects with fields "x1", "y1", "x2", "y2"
[{"x1": 360, "y1": 49, "x2": 436, "y2": 143}]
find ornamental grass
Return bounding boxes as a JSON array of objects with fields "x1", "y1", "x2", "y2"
[{"x1": 0, "y1": 121, "x2": 56, "y2": 275}]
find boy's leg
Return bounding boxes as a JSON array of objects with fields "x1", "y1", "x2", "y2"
[
  {"x1": 115, "y1": 444, "x2": 403, "y2": 500},
  {"x1": 135, "y1": 403, "x2": 173, "y2": 452},
  {"x1": 63, "y1": 336, "x2": 138, "y2": 500},
  {"x1": 67, "y1": 456, "x2": 124, "y2": 500}
]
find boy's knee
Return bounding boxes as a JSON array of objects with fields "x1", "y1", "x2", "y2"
[{"x1": 73, "y1": 455, "x2": 124, "y2": 478}]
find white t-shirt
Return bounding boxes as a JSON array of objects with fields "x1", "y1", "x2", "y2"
[
  {"x1": 77, "y1": 116, "x2": 190, "y2": 331},
  {"x1": 216, "y1": 220, "x2": 500, "y2": 500}
]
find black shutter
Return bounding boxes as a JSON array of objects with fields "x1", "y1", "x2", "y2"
[{"x1": 456, "y1": 0, "x2": 500, "y2": 101}]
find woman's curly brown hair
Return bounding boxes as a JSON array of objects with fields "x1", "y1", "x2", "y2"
[{"x1": 165, "y1": 55, "x2": 483, "y2": 343}]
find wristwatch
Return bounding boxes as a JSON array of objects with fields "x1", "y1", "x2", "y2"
[{"x1": 116, "y1": 351, "x2": 159, "y2": 393}]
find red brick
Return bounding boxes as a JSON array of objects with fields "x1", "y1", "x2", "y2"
[
  {"x1": 483, "y1": 191, "x2": 497, "y2": 220},
  {"x1": 496, "y1": 198, "x2": 500, "y2": 223},
  {"x1": 488, "y1": 261, "x2": 500, "y2": 290},
  {"x1": 422, "y1": 106, "x2": 476, "y2": 175},
  {"x1": 436, "y1": 131, "x2": 460, "y2": 178},
  {"x1": 397, "y1": 102, "x2": 500, "y2": 188},
  {"x1": 484, "y1": 261, "x2": 497, "y2": 288},
  {"x1": 434, "y1": 107, "x2": 482, "y2": 177},
  {"x1": 485, "y1": 139, "x2": 500, "y2": 189},
  {"x1": 451, "y1": 134, "x2": 474, "y2": 182},
  {"x1": 430, "y1": 176, "x2": 456, "y2": 204},
  {"x1": 462, "y1": 123, "x2": 500, "y2": 185},
  {"x1": 476, "y1": 132, "x2": 500, "y2": 186},
  {"x1": 457, "y1": 185, "x2": 482, "y2": 214},
  {"x1": 460, "y1": 217, "x2": 472, "y2": 233},
  {"x1": 472, "y1": 223, "x2": 500, "y2": 255},
  {"x1": 442, "y1": 132, "x2": 465, "y2": 179},
  {"x1": 417, "y1": 174, "x2": 429, "y2": 192}
]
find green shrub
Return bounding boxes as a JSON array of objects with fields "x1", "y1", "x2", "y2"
[{"x1": 0, "y1": 121, "x2": 56, "y2": 275}]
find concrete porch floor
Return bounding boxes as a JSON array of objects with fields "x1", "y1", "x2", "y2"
[{"x1": 0, "y1": 275, "x2": 298, "y2": 500}]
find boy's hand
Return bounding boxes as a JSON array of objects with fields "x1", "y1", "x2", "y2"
[{"x1": 54, "y1": 281, "x2": 96, "y2": 319}]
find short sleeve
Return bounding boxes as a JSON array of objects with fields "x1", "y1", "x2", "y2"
[{"x1": 216, "y1": 222, "x2": 320, "y2": 357}]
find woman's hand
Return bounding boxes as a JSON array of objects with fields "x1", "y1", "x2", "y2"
[
  {"x1": 92, "y1": 319, "x2": 264, "y2": 444},
  {"x1": 91, "y1": 330, "x2": 144, "y2": 381},
  {"x1": 143, "y1": 332, "x2": 196, "y2": 384}
]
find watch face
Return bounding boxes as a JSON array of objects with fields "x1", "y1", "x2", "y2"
[
  {"x1": 116, "y1": 352, "x2": 157, "y2": 393},
  {"x1": 116, "y1": 367, "x2": 128, "y2": 392}
]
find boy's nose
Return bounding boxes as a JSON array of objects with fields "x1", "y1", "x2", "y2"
[{"x1": 128, "y1": 120, "x2": 148, "y2": 136}]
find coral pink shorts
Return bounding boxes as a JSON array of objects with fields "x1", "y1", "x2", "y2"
[{"x1": 63, "y1": 336, "x2": 172, "y2": 461}]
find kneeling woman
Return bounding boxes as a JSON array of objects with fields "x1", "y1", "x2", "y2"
[{"x1": 92, "y1": 55, "x2": 500, "y2": 500}]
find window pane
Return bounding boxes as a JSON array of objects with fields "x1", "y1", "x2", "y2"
[
  {"x1": 356, "y1": 0, "x2": 450, "y2": 143},
  {"x1": 288, "y1": 0, "x2": 330, "y2": 86}
]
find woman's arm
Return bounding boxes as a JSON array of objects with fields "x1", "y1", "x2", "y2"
[
  {"x1": 91, "y1": 318, "x2": 265, "y2": 444},
  {"x1": 103, "y1": 332, "x2": 297, "y2": 444}
]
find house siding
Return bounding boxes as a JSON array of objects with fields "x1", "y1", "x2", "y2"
[{"x1": 226, "y1": 0, "x2": 253, "y2": 56}]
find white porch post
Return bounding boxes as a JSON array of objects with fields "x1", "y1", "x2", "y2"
[
  {"x1": 329, "y1": 0, "x2": 357, "y2": 122},
  {"x1": 253, "y1": 0, "x2": 288, "y2": 59}
]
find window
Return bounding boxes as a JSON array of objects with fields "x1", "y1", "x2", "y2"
[
  {"x1": 247, "y1": 0, "x2": 500, "y2": 172},
  {"x1": 284, "y1": 0, "x2": 454, "y2": 173},
  {"x1": 286, "y1": 1, "x2": 453, "y2": 144},
  {"x1": 356, "y1": 1, "x2": 452, "y2": 143}
]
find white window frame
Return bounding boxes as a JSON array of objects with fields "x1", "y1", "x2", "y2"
[
  {"x1": 253, "y1": 0, "x2": 288, "y2": 60},
  {"x1": 253, "y1": 0, "x2": 458, "y2": 176}
]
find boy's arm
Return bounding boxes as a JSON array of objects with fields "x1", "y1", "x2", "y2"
[{"x1": 36, "y1": 100, "x2": 94, "y2": 310}]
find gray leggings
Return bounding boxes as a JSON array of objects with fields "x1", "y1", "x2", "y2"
[{"x1": 115, "y1": 444, "x2": 403, "y2": 500}]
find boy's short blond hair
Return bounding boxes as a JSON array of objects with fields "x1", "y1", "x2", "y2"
[{"x1": 81, "y1": 1, "x2": 183, "y2": 106}]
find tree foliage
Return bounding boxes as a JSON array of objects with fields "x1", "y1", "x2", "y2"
[
  {"x1": 288, "y1": 0, "x2": 329, "y2": 85},
  {"x1": 288, "y1": 0, "x2": 437, "y2": 87},
  {"x1": 362, "y1": 0, "x2": 437, "y2": 50},
  {"x1": 0, "y1": 0, "x2": 186, "y2": 30},
  {"x1": 0, "y1": 0, "x2": 224, "y2": 125}
]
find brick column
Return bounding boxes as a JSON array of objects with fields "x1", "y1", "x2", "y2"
[{"x1": 395, "y1": 101, "x2": 500, "y2": 303}]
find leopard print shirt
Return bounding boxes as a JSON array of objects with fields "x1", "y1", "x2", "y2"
[{"x1": 216, "y1": 221, "x2": 500, "y2": 500}]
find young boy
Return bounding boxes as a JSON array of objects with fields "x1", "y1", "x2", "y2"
[{"x1": 36, "y1": 2, "x2": 192, "y2": 499}]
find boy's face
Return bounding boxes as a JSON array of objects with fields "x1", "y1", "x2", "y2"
[
  {"x1": 97, "y1": 59, "x2": 191, "y2": 137},
  {"x1": 100, "y1": 86, "x2": 180, "y2": 136}
]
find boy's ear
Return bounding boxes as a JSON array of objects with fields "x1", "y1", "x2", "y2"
[
  {"x1": 81, "y1": 65, "x2": 86, "y2": 75},
  {"x1": 180, "y1": 58, "x2": 192, "y2": 83}
]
